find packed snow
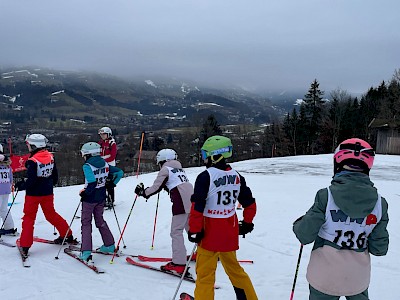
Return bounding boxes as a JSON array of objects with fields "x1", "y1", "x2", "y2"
[{"x1": 1, "y1": 154, "x2": 399, "y2": 299}]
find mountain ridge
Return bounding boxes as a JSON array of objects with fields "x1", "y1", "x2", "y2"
[{"x1": 0, "y1": 66, "x2": 298, "y2": 130}]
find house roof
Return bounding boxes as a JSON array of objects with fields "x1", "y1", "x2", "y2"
[{"x1": 368, "y1": 118, "x2": 400, "y2": 129}]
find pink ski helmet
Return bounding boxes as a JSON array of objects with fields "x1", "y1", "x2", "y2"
[{"x1": 334, "y1": 138, "x2": 375, "y2": 174}]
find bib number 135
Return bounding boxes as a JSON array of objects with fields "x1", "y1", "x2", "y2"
[{"x1": 216, "y1": 190, "x2": 238, "y2": 205}]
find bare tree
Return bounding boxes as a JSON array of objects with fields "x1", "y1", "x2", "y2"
[{"x1": 329, "y1": 88, "x2": 351, "y2": 150}]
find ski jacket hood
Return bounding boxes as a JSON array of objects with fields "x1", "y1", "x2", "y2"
[
  {"x1": 86, "y1": 156, "x2": 106, "y2": 168},
  {"x1": 329, "y1": 171, "x2": 378, "y2": 219},
  {"x1": 29, "y1": 149, "x2": 53, "y2": 164}
]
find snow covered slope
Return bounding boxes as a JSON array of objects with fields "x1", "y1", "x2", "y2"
[{"x1": 1, "y1": 154, "x2": 398, "y2": 299}]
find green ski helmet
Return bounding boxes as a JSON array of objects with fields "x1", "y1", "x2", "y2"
[
  {"x1": 80, "y1": 142, "x2": 101, "y2": 157},
  {"x1": 201, "y1": 135, "x2": 233, "y2": 162}
]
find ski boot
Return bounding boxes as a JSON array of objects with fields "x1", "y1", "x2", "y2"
[{"x1": 53, "y1": 234, "x2": 79, "y2": 245}]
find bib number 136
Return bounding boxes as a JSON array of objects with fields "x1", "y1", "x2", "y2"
[{"x1": 333, "y1": 230, "x2": 367, "y2": 249}]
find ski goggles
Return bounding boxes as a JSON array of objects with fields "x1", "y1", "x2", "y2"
[
  {"x1": 201, "y1": 146, "x2": 232, "y2": 160},
  {"x1": 334, "y1": 143, "x2": 375, "y2": 157}
]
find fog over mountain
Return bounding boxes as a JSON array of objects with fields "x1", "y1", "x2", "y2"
[{"x1": 1, "y1": 0, "x2": 399, "y2": 95}]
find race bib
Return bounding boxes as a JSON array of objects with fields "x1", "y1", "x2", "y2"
[{"x1": 0, "y1": 166, "x2": 11, "y2": 183}]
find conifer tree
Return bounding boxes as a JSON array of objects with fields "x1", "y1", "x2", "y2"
[
  {"x1": 303, "y1": 79, "x2": 325, "y2": 154},
  {"x1": 283, "y1": 108, "x2": 299, "y2": 155},
  {"x1": 199, "y1": 114, "x2": 223, "y2": 144}
]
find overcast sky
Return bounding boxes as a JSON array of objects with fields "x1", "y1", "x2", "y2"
[{"x1": 1, "y1": 0, "x2": 399, "y2": 94}]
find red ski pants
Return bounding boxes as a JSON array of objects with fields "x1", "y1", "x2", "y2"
[{"x1": 20, "y1": 194, "x2": 71, "y2": 248}]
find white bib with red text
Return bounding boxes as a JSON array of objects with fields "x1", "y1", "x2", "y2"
[
  {"x1": 318, "y1": 187, "x2": 382, "y2": 250},
  {"x1": 203, "y1": 167, "x2": 240, "y2": 219}
]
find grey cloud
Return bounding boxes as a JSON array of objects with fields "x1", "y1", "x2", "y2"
[{"x1": 1, "y1": 0, "x2": 399, "y2": 94}]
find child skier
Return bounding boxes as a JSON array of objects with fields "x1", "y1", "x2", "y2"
[
  {"x1": 15, "y1": 134, "x2": 74, "y2": 255},
  {"x1": 98, "y1": 126, "x2": 117, "y2": 209},
  {"x1": 187, "y1": 135, "x2": 258, "y2": 300},
  {"x1": 0, "y1": 144, "x2": 17, "y2": 235},
  {"x1": 79, "y1": 142, "x2": 123, "y2": 261},
  {"x1": 135, "y1": 148, "x2": 193, "y2": 274},
  {"x1": 293, "y1": 138, "x2": 389, "y2": 300}
]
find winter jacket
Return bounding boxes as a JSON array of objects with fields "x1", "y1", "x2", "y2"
[
  {"x1": 189, "y1": 161, "x2": 257, "y2": 252},
  {"x1": 81, "y1": 156, "x2": 123, "y2": 204},
  {"x1": 0, "y1": 156, "x2": 13, "y2": 195},
  {"x1": 293, "y1": 171, "x2": 389, "y2": 296},
  {"x1": 99, "y1": 138, "x2": 117, "y2": 166},
  {"x1": 143, "y1": 160, "x2": 193, "y2": 215},
  {"x1": 20, "y1": 149, "x2": 58, "y2": 196}
]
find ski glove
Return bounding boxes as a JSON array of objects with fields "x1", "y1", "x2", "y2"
[
  {"x1": 239, "y1": 221, "x2": 254, "y2": 237},
  {"x1": 105, "y1": 178, "x2": 116, "y2": 189},
  {"x1": 188, "y1": 230, "x2": 204, "y2": 243},
  {"x1": 15, "y1": 179, "x2": 26, "y2": 191},
  {"x1": 135, "y1": 183, "x2": 146, "y2": 197},
  {"x1": 79, "y1": 189, "x2": 87, "y2": 201}
]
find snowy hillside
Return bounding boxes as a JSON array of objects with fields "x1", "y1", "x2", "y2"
[{"x1": 1, "y1": 154, "x2": 399, "y2": 300}]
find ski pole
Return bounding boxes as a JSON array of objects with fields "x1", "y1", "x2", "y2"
[
  {"x1": 0, "y1": 190, "x2": 19, "y2": 230},
  {"x1": 172, "y1": 243, "x2": 197, "y2": 300},
  {"x1": 111, "y1": 202, "x2": 126, "y2": 248},
  {"x1": 150, "y1": 193, "x2": 160, "y2": 249},
  {"x1": 110, "y1": 131, "x2": 145, "y2": 263},
  {"x1": 55, "y1": 201, "x2": 81, "y2": 259},
  {"x1": 289, "y1": 244, "x2": 304, "y2": 300},
  {"x1": 53, "y1": 226, "x2": 57, "y2": 236},
  {"x1": 105, "y1": 187, "x2": 126, "y2": 248}
]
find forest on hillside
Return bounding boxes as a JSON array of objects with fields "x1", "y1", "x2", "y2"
[
  {"x1": 264, "y1": 69, "x2": 400, "y2": 157},
  {"x1": 6, "y1": 69, "x2": 400, "y2": 186}
]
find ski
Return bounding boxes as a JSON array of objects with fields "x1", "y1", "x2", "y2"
[
  {"x1": 33, "y1": 236, "x2": 80, "y2": 245},
  {"x1": 67, "y1": 245, "x2": 136, "y2": 258},
  {"x1": 16, "y1": 239, "x2": 31, "y2": 267},
  {"x1": 33, "y1": 237, "x2": 57, "y2": 244},
  {"x1": 64, "y1": 247, "x2": 105, "y2": 274},
  {"x1": 138, "y1": 254, "x2": 253, "y2": 264},
  {"x1": 0, "y1": 238, "x2": 16, "y2": 248},
  {"x1": 180, "y1": 293, "x2": 194, "y2": 300},
  {"x1": 126, "y1": 257, "x2": 195, "y2": 283},
  {"x1": 138, "y1": 254, "x2": 191, "y2": 262}
]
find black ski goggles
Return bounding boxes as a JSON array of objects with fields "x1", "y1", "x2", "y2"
[{"x1": 334, "y1": 142, "x2": 375, "y2": 157}]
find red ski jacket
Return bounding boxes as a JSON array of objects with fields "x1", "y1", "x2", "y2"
[
  {"x1": 99, "y1": 138, "x2": 117, "y2": 165},
  {"x1": 189, "y1": 162, "x2": 256, "y2": 252}
]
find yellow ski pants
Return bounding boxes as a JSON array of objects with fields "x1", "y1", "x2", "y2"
[{"x1": 194, "y1": 246, "x2": 258, "y2": 300}]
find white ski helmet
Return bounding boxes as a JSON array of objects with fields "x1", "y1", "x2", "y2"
[
  {"x1": 25, "y1": 134, "x2": 48, "y2": 149},
  {"x1": 156, "y1": 149, "x2": 177, "y2": 164},
  {"x1": 80, "y1": 142, "x2": 101, "y2": 157},
  {"x1": 98, "y1": 127, "x2": 112, "y2": 136}
]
